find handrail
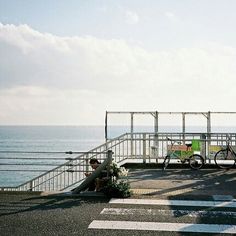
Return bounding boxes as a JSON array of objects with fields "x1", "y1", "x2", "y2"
[
  {"x1": 0, "y1": 151, "x2": 107, "y2": 154},
  {"x1": 1, "y1": 133, "x2": 129, "y2": 191}
]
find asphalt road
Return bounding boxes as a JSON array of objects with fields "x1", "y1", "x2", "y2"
[
  {"x1": 1, "y1": 192, "x2": 236, "y2": 236},
  {"x1": 1, "y1": 168, "x2": 236, "y2": 235},
  {"x1": 0, "y1": 193, "x2": 109, "y2": 236}
]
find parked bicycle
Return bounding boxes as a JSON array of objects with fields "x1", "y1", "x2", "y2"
[
  {"x1": 214, "y1": 137, "x2": 236, "y2": 169},
  {"x1": 163, "y1": 138, "x2": 204, "y2": 170}
]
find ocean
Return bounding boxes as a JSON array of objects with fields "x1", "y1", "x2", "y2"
[
  {"x1": 0, "y1": 126, "x2": 106, "y2": 187},
  {"x1": 1, "y1": 125, "x2": 236, "y2": 187}
]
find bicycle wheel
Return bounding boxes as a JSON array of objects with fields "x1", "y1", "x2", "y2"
[
  {"x1": 163, "y1": 155, "x2": 170, "y2": 170},
  {"x1": 214, "y1": 149, "x2": 235, "y2": 169},
  {"x1": 189, "y1": 154, "x2": 204, "y2": 170}
]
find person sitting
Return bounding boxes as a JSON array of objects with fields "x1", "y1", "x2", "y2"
[{"x1": 85, "y1": 158, "x2": 109, "y2": 191}]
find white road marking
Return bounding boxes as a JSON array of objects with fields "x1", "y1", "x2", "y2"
[
  {"x1": 89, "y1": 220, "x2": 236, "y2": 234},
  {"x1": 109, "y1": 198, "x2": 236, "y2": 208},
  {"x1": 212, "y1": 195, "x2": 234, "y2": 201},
  {"x1": 101, "y1": 207, "x2": 236, "y2": 217}
]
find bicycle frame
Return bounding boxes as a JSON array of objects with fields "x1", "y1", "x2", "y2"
[
  {"x1": 226, "y1": 141, "x2": 236, "y2": 158},
  {"x1": 214, "y1": 136, "x2": 236, "y2": 169},
  {"x1": 167, "y1": 139, "x2": 193, "y2": 162},
  {"x1": 164, "y1": 138, "x2": 204, "y2": 170}
]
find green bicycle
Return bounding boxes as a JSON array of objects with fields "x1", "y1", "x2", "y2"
[{"x1": 163, "y1": 138, "x2": 204, "y2": 170}]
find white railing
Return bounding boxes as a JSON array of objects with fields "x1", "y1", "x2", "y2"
[
  {"x1": 0, "y1": 133, "x2": 129, "y2": 192},
  {"x1": 1, "y1": 132, "x2": 236, "y2": 192}
]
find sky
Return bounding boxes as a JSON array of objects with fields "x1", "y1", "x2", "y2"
[{"x1": 0, "y1": 0, "x2": 236, "y2": 125}]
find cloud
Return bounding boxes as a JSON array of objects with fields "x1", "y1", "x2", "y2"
[
  {"x1": 0, "y1": 23, "x2": 236, "y2": 124},
  {"x1": 165, "y1": 11, "x2": 175, "y2": 19},
  {"x1": 0, "y1": 86, "x2": 104, "y2": 125},
  {"x1": 164, "y1": 11, "x2": 178, "y2": 23},
  {"x1": 0, "y1": 22, "x2": 145, "y2": 90},
  {"x1": 125, "y1": 11, "x2": 139, "y2": 25}
]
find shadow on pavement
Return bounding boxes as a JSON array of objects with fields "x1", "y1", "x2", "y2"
[
  {"x1": 0, "y1": 193, "x2": 109, "y2": 217},
  {"x1": 128, "y1": 168, "x2": 236, "y2": 198}
]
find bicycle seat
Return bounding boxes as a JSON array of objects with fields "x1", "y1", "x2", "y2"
[{"x1": 186, "y1": 143, "x2": 192, "y2": 148}]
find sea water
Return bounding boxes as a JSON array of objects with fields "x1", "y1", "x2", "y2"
[{"x1": 0, "y1": 126, "x2": 106, "y2": 187}]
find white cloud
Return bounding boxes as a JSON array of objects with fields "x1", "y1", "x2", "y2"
[
  {"x1": 125, "y1": 11, "x2": 139, "y2": 25},
  {"x1": 0, "y1": 23, "x2": 236, "y2": 125},
  {"x1": 164, "y1": 11, "x2": 178, "y2": 22},
  {"x1": 165, "y1": 11, "x2": 175, "y2": 19}
]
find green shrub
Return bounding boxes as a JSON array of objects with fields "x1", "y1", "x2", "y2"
[
  {"x1": 108, "y1": 162, "x2": 121, "y2": 177},
  {"x1": 103, "y1": 180, "x2": 131, "y2": 198}
]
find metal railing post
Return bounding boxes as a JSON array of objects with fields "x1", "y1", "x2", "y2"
[
  {"x1": 182, "y1": 112, "x2": 186, "y2": 144},
  {"x1": 131, "y1": 112, "x2": 134, "y2": 158},
  {"x1": 154, "y1": 111, "x2": 158, "y2": 146},
  {"x1": 85, "y1": 154, "x2": 89, "y2": 173},
  {"x1": 105, "y1": 111, "x2": 108, "y2": 142},
  {"x1": 201, "y1": 133, "x2": 207, "y2": 163},
  {"x1": 143, "y1": 134, "x2": 146, "y2": 163},
  {"x1": 107, "y1": 150, "x2": 113, "y2": 176},
  {"x1": 29, "y1": 181, "x2": 33, "y2": 191},
  {"x1": 207, "y1": 111, "x2": 211, "y2": 163}
]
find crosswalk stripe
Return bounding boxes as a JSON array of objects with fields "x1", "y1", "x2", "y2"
[
  {"x1": 88, "y1": 220, "x2": 236, "y2": 234},
  {"x1": 109, "y1": 198, "x2": 236, "y2": 208},
  {"x1": 213, "y1": 195, "x2": 234, "y2": 201},
  {"x1": 101, "y1": 207, "x2": 236, "y2": 217}
]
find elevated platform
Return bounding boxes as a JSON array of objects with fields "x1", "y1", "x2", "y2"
[{"x1": 127, "y1": 167, "x2": 236, "y2": 200}]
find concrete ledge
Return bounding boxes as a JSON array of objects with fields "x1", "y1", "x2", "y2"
[
  {"x1": 0, "y1": 190, "x2": 107, "y2": 199},
  {"x1": 77, "y1": 191, "x2": 106, "y2": 197},
  {"x1": 0, "y1": 190, "x2": 43, "y2": 195},
  {"x1": 124, "y1": 162, "x2": 235, "y2": 169}
]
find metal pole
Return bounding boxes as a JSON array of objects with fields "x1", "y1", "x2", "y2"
[
  {"x1": 131, "y1": 112, "x2": 134, "y2": 157},
  {"x1": 143, "y1": 134, "x2": 146, "y2": 164},
  {"x1": 131, "y1": 112, "x2": 134, "y2": 134},
  {"x1": 182, "y1": 112, "x2": 186, "y2": 143},
  {"x1": 154, "y1": 111, "x2": 159, "y2": 163},
  {"x1": 29, "y1": 181, "x2": 33, "y2": 191},
  {"x1": 207, "y1": 111, "x2": 211, "y2": 134},
  {"x1": 154, "y1": 111, "x2": 158, "y2": 134},
  {"x1": 105, "y1": 111, "x2": 108, "y2": 141},
  {"x1": 107, "y1": 150, "x2": 113, "y2": 177},
  {"x1": 85, "y1": 154, "x2": 89, "y2": 173},
  {"x1": 154, "y1": 111, "x2": 158, "y2": 146},
  {"x1": 201, "y1": 133, "x2": 207, "y2": 163},
  {"x1": 207, "y1": 111, "x2": 211, "y2": 163}
]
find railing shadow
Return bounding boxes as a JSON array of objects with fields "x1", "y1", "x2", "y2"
[{"x1": 0, "y1": 193, "x2": 109, "y2": 217}]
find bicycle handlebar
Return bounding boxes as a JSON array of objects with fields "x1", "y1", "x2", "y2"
[{"x1": 166, "y1": 137, "x2": 182, "y2": 145}]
